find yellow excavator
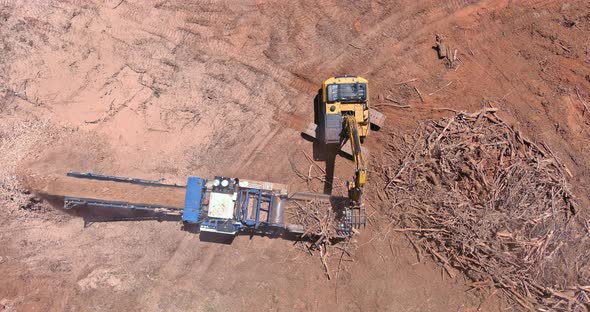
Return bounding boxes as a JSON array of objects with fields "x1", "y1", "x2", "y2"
[{"x1": 303, "y1": 76, "x2": 384, "y2": 225}]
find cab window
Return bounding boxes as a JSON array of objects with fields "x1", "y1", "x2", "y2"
[{"x1": 326, "y1": 83, "x2": 367, "y2": 103}]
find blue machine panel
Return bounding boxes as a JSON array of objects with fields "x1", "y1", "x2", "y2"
[{"x1": 182, "y1": 177, "x2": 205, "y2": 223}]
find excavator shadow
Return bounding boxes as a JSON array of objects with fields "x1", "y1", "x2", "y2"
[
  {"x1": 300, "y1": 90, "x2": 326, "y2": 158},
  {"x1": 301, "y1": 89, "x2": 337, "y2": 194},
  {"x1": 300, "y1": 89, "x2": 346, "y2": 196}
]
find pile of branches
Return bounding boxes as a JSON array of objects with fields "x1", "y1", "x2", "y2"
[
  {"x1": 381, "y1": 108, "x2": 589, "y2": 310},
  {"x1": 290, "y1": 201, "x2": 353, "y2": 280}
]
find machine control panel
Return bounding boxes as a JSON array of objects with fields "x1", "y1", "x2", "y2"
[
  {"x1": 208, "y1": 176, "x2": 238, "y2": 220},
  {"x1": 211, "y1": 176, "x2": 238, "y2": 194}
]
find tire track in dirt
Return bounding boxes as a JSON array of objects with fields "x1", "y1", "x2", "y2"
[
  {"x1": 154, "y1": 235, "x2": 201, "y2": 279},
  {"x1": 314, "y1": 3, "x2": 431, "y2": 77},
  {"x1": 440, "y1": 0, "x2": 482, "y2": 12},
  {"x1": 115, "y1": 1, "x2": 318, "y2": 97},
  {"x1": 198, "y1": 38, "x2": 317, "y2": 95},
  {"x1": 144, "y1": 237, "x2": 229, "y2": 310},
  {"x1": 365, "y1": 0, "x2": 508, "y2": 98},
  {"x1": 239, "y1": 126, "x2": 282, "y2": 172},
  {"x1": 224, "y1": 123, "x2": 272, "y2": 174},
  {"x1": 117, "y1": 1, "x2": 151, "y2": 24}
]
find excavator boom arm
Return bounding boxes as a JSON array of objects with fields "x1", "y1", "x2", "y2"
[{"x1": 343, "y1": 116, "x2": 366, "y2": 204}]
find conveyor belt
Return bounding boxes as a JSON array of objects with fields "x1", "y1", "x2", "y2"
[
  {"x1": 64, "y1": 196, "x2": 182, "y2": 215},
  {"x1": 67, "y1": 171, "x2": 184, "y2": 188}
]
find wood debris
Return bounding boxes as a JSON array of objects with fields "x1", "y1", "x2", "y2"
[
  {"x1": 289, "y1": 201, "x2": 355, "y2": 281},
  {"x1": 378, "y1": 109, "x2": 589, "y2": 311},
  {"x1": 435, "y1": 34, "x2": 459, "y2": 69}
]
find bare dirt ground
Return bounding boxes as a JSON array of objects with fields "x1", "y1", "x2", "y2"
[{"x1": 1, "y1": 0, "x2": 590, "y2": 311}]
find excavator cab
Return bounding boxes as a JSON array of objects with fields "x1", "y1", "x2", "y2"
[
  {"x1": 319, "y1": 76, "x2": 370, "y2": 145},
  {"x1": 303, "y1": 76, "x2": 385, "y2": 154}
]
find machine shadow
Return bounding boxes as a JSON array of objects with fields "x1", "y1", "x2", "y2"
[
  {"x1": 34, "y1": 192, "x2": 318, "y2": 244},
  {"x1": 198, "y1": 231, "x2": 236, "y2": 244},
  {"x1": 190, "y1": 226, "x2": 305, "y2": 244},
  {"x1": 300, "y1": 89, "x2": 339, "y2": 196},
  {"x1": 36, "y1": 193, "x2": 179, "y2": 225}
]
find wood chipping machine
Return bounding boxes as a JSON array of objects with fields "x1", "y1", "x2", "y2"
[{"x1": 63, "y1": 172, "x2": 352, "y2": 238}]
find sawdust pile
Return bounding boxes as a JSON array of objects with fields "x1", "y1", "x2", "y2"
[
  {"x1": 0, "y1": 119, "x2": 61, "y2": 215},
  {"x1": 380, "y1": 109, "x2": 589, "y2": 311}
]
